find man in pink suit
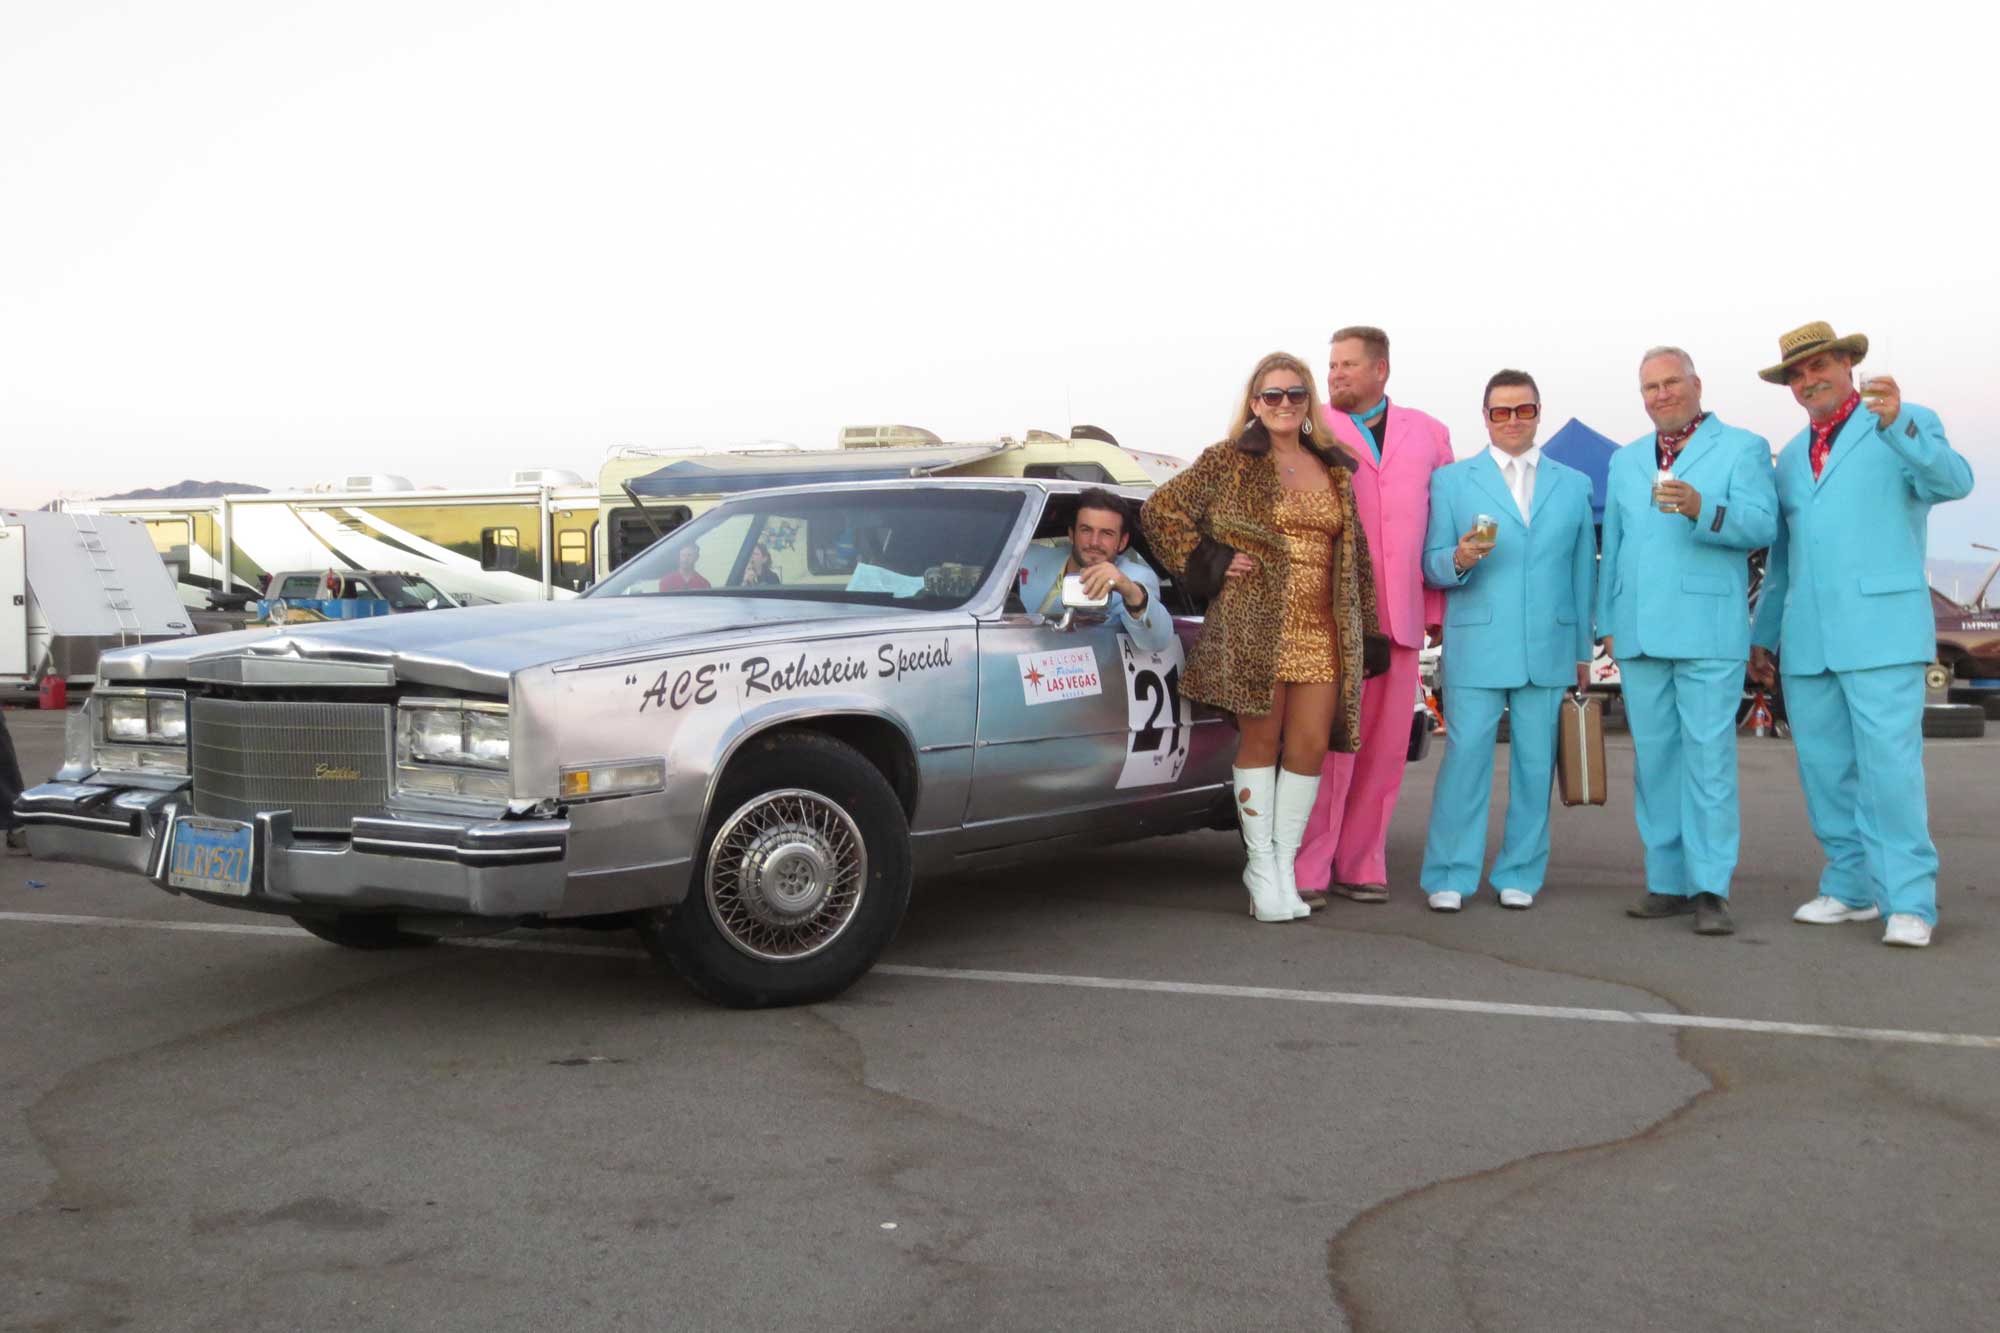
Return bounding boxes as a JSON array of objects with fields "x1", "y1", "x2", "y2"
[{"x1": 1295, "y1": 326, "x2": 1456, "y2": 906}]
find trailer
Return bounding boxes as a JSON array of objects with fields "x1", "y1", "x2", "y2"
[
  {"x1": 1, "y1": 509, "x2": 195, "y2": 700},
  {"x1": 67, "y1": 471, "x2": 599, "y2": 610}
]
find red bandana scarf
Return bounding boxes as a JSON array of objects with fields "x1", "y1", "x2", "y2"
[
  {"x1": 1655, "y1": 412, "x2": 1708, "y2": 471},
  {"x1": 1809, "y1": 392, "x2": 1861, "y2": 480}
]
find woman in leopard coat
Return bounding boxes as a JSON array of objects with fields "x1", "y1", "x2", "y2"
[{"x1": 1142, "y1": 351, "x2": 1379, "y2": 923}]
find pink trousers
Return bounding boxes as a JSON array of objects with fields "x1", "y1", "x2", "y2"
[{"x1": 1294, "y1": 641, "x2": 1422, "y2": 890}]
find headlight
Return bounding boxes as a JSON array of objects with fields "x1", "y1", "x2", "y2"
[
  {"x1": 151, "y1": 697, "x2": 187, "y2": 741},
  {"x1": 105, "y1": 697, "x2": 150, "y2": 741},
  {"x1": 92, "y1": 689, "x2": 189, "y2": 775},
  {"x1": 396, "y1": 699, "x2": 510, "y2": 799}
]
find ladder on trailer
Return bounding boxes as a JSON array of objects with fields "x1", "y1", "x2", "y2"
[{"x1": 67, "y1": 511, "x2": 145, "y2": 648}]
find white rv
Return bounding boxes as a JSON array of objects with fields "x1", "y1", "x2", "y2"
[
  {"x1": 1, "y1": 509, "x2": 195, "y2": 698},
  {"x1": 71, "y1": 471, "x2": 599, "y2": 609}
]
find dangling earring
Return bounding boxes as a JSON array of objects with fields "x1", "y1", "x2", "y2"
[{"x1": 1301, "y1": 417, "x2": 1314, "y2": 436}]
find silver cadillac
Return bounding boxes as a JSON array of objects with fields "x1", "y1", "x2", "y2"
[{"x1": 15, "y1": 479, "x2": 1303, "y2": 1006}]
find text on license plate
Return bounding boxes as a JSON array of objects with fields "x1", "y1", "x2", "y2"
[{"x1": 168, "y1": 818, "x2": 255, "y2": 896}]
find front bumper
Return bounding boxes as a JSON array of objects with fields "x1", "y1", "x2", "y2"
[{"x1": 14, "y1": 780, "x2": 570, "y2": 918}]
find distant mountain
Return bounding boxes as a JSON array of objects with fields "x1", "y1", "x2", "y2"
[{"x1": 96, "y1": 480, "x2": 269, "y2": 500}]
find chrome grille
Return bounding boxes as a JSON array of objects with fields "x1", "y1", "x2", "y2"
[{"x1": 191, "y1": 699, "x2": 393, "y2": 833}]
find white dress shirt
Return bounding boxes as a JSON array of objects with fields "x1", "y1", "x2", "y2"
[{"x1": 1488, "y1": 443, "x2": 1542, "y2": 523}]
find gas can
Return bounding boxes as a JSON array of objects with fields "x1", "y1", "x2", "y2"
[{"x1": 37, "y1": 675, "x2": 67, "y2": 710}]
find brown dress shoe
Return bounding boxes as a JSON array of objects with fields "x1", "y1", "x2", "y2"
[
  {"x1": 1693, "y1": 893, "x2": 1736, "y2": 936},
  {"x1": 1297, "y1": 889, "x2": 1329, "y2": 912},
  {"x1": 1332, "y1": 883, "x2": 1388, "y2": 904}
]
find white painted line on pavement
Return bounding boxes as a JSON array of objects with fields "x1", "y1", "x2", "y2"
[
  {"x1": 4, "y1": 911, "x2": 1996, "y2": 1051},
  {"x1": 0, "y1": 911, "x2": 306, "y2": 937},
  {"x1": 872, "y1": 965, "x2": 2000, "y2": 1051}
]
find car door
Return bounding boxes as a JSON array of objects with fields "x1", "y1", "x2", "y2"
[{"x1": 966, "y1": 602, "x2": 1136, "y2": 833}]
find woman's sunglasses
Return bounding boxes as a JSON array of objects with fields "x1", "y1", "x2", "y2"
[
  {"x1": 1485, "y1": 403, "x2": 1541, "y2": 423},
  {"x1": 1256, "y1": 387, "x2": 1310, "y2": 406}
]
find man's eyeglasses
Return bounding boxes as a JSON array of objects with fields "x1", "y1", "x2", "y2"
[
  {"x1": 1486, "y1": 403, "x2": 1541, "y2": 423},
  {"x1": 1256, "y1": 387, "x2": 1310, "y2": 406}
]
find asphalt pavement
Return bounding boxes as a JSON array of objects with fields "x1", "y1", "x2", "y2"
[{"x1": 2, "y1": 707, "x2": 1996, "y2": 1332}]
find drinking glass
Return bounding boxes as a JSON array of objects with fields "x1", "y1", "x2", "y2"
[{"x1": 1652, "y1": 467, "x2": 1677, "y2": 512}]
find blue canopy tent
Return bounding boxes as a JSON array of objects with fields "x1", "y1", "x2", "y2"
[{"x1": 1541, "y1": 417, "x2": 1623, "y2": 526}]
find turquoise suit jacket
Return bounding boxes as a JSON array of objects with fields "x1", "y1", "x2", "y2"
[
  {"x1": 1750, "y1": 402, "x2": 1974, "y2": 674},
  {"x1": 1016, "y1": 542, "x2": 1175, "y2": 653},
  {"x1": 1597, "y1": 416, "x2": 1777, "y2": 661},
  {"x1": 1422, "y1": 453, "x2": 1598, "y2": 688}
]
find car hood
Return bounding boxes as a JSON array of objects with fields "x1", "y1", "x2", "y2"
[{"x1": 99, "y1": 596, "x2": 954, "y2": 694}]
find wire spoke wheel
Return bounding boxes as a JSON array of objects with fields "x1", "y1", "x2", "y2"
[{"x1": 704, "y1": 788, "x2": 867, "y2": 962}]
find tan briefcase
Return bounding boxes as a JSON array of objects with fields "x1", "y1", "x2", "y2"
[{"x1": 1557, "y1": 690, "x2": 1608, "y2": 807}]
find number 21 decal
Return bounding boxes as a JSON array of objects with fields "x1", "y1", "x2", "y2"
[{"x1": 1118, "y1": 635, "x2": 1192, "y2": 788}]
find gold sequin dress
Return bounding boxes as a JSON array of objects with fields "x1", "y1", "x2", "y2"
[{"x1": 1273, "y1": 487, "x2": 1342, "y2": 683}]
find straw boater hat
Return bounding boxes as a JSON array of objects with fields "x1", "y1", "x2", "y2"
[{"x1": 1758, "y1": 320, "x2": 1869, "y2": 384}]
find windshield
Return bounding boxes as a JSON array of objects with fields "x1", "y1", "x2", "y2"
[
  {"x1": 372, "y1": 574, "x2": 457, "y2": 609},
  {"x1": 587, "y1": 487, "x2": 1024, "y2": 610}
]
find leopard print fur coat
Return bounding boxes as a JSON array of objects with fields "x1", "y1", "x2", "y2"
[{"x1": 1141, "y1": 426, "x2": 1380, "y2": 752}]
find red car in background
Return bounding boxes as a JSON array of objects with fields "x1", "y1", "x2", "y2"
[{"x1": 1932, "y1": 551, "x2": 2000, "y2": 715}]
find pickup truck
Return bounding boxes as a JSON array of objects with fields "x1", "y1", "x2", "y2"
[{"x1": 253, "y1": 569, "x2": 462, "y2": 624}]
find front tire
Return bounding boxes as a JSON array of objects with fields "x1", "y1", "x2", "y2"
[{"x1": 637, "y1": 731, "x2": 911, "y2": 1008}]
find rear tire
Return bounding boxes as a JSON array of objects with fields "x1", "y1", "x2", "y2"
[
  {"x1": 637, "y1": 731, "x2": 911, "y2": 1009},
  {"x1": 1922, "y1": 703, "x2": 1987, "y2": 740},
  {"x1": 290, "y1": 913, "x2": 441, "y2": 950},
  {"x1": 1946, "y1": 688, "x2": 2000, "y2": 720}
]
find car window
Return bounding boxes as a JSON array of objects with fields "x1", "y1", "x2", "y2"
[
  {"x1": 277, "y1": 576, "x2": 322, "y2": 599},
  {"x1": 1029, "y1": 492, "x2": 1200, "y2": 617},
  {"x1": 373, "y1": 574, "x2": 454, "y2": 609},
  {"x1": 588, "y1": 488, "x2": 1025, "y2": 610}
]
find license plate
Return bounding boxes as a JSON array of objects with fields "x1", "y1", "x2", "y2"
[{"x1": 167, "y1": 818, "x2": 256, "y2": 896}]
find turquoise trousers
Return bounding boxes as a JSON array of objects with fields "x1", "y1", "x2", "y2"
[{"x1": 1420, "y1": 684, "x2": 1563, "y2": 898}]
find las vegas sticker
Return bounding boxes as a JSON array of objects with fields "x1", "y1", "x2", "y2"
[{"x1": 1018, "y1": 646, "x2": 1103, "y2": 705}]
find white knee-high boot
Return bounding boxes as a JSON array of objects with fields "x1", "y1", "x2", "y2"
[
  {"x1": 1272, "y1": 769, "x2": 1319, "y2": 919},
  {"x1": 1233, "y1": 766, "x2": 1294, "y2": 923}
]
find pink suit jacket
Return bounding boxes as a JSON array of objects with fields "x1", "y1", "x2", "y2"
[{"x1": 1320, "y1": 402, "x2": 1454, "y2": 648}]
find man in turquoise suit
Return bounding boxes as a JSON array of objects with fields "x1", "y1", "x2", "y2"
[
  {"x1": 1749, "y1": 322, "x2": 1974, "y2": 948},
  {"x1": 1600, "y1": 347, "x2": 1777, "y2": 937},
  {"x1": 1419, "y1": 370, "x2": 1597, "y2": 913}
]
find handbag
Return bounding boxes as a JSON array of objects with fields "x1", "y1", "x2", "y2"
[
  {"x1": 1180, "y1": 537, "x2": 1237, "y2": 602},
  {"x1": 1362, "y1": 631, "x2": 1392, "y2": 679}
]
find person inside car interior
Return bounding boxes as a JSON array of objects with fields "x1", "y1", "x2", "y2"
[{"x1": 1016, "y1": 487, "x2": 1174, "y2": 653}]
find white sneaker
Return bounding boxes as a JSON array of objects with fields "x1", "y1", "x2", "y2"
[
  {"x1": 1792, "y1": 895, "x2": 1881, "y2": 925},
  {"x1": 1882, "y1": 914, "x2": 1933, "y2": 948},
  {"x1": 1497, "y1": 889, "x2": 1534, "y2": 910},
  {"x1": 1426, "y1": 891, "x2": 1462, "y2": 913}
]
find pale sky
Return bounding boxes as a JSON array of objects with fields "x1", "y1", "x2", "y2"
[{"x1": 2, "y1": 0, "x2": 1994, "y2": 558}]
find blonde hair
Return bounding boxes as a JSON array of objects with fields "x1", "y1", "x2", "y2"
[
  {"x1": 1216, "y1": 352, "x2": 1360, "y2": 462},
  {"x1": 1224, "y1": 350, "x2": 1336, "y2": 438}
]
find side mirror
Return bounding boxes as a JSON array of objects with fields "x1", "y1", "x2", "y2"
[
  {"x1": 1060, "y1": 574, "x2": 1110, "y2": 611},
  {"x1": 1048, "y1": 574, "x2": 1111, "y2": 632}
]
